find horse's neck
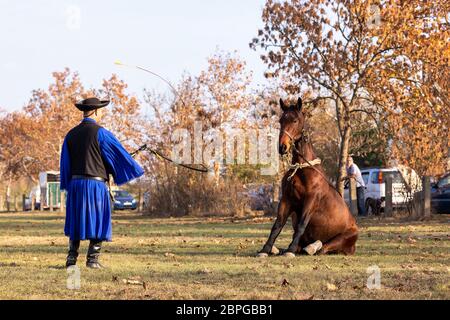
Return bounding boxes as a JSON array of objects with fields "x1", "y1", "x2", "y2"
[{"x1": 292, "y1": 140, "x2": 316, "y2": 164}]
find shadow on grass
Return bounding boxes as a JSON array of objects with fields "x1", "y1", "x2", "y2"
[
  {"x1": 2, "y1": 242, "x2": 447, "y2": 261},
  {"x1": 0, "y1": 215, "x2": 64, "y2": 222},
  {"x1": 0, "y1": 245, "x2": 239, "y2": 256}
]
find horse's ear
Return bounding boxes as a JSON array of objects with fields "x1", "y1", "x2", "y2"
[
  {"x1": 280, "y1": 98, "x2": 288, "y2": 112},
  {"x1": 296, "y1": 97, "x2": 303, "y2": 112}
]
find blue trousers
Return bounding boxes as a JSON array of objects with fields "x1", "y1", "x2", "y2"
[{"x1": 357, "y1": 187, "x2": 367, "y2": 216}]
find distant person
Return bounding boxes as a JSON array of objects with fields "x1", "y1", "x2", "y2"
[
  {"x1": 60, "y1": 97, "x2": 144, "y2": 269},
  {"x1": 345, "y1": 156, "x2": 366, "y2": 216}
]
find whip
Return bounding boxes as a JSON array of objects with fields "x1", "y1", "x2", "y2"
[{"x1": 131, "y1": 144, "x2": 209, "y2": 173}]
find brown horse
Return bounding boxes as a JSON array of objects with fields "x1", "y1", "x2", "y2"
[{"x1": 258, "y1": 98, "x2": 358, "y2": 257}]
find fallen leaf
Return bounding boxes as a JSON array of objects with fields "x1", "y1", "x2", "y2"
[
  {"x1": 122, "y1": 279, "x2": 143, "y2": 286},
  {"x1": 199, "y1": 268, "x2": 211, "y2": 274},
  {"x1": 326, "y1": 283, "x2": 338, "y2": 291},
  {"x1": 0, "y1": 262, "x2": 19, "y2": 267}
]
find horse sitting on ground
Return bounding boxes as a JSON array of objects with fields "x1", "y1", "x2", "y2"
[{"x1": 258, "y1": 98, "x2": 358, "y2": 257}]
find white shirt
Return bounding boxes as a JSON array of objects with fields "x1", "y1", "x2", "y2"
[{"x1": 347, "y1": 164, "x2": 365, "y2": 188}]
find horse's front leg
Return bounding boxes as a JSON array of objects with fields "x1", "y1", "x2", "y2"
[
  {"x1": 258, "y1": 199, "x2": 291, "y2": 256},
  {"x1": 284, "y1": 193, "x2": 317, "y2": 256}
]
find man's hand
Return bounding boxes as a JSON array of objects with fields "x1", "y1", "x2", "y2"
[{"x1": 341, "y1": 175, "x2": 356, "y2": 181}]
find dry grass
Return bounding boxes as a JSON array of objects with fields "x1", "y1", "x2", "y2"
[{"x1": 0, "y1": 211, "x2": 448, "y2": 300}]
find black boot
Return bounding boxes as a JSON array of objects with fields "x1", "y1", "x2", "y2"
[
  {"x1": 86, "y1": 240, "x2": 105, "y2": 269},
  {"x1": 66, "y1": 240, "x2": 80, "y2": 268}
]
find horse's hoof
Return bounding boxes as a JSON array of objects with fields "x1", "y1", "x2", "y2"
[
  {"x1": 304, "y1": 240, "x2": 323, "y2": 256},
  {"x1": 283, "y1": 252, "x2": 296, "y2": 258},
  {"x1": 316, "y1": 249, "x2": 326, "y2": 255},
  {"x1": 271, "y1": 246, "x2": 280, "y2": 255},
  {"x1": 256, "y1": 252, "x2": 269, "y2": 258}
]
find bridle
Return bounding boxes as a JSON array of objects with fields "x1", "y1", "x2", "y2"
[
  {"x1": 281, "y1": 123, "x2": 331, "y2": 184},
  {"x1": 282, "y1": 126, "x2": 316, "y2": 166},
  {"x1": 282, "y1": 129, "x2": 299, "y2": 143},
  {"x1": 282, "y1": 128, "x2": 310, "y2": 146}
]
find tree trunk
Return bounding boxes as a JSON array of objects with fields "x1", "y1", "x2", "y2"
[
  {"x1": 6, "y1": 175, "x2": 12, "y2": 212},
  {"x1": 336, "y1": 125, "x2": 351, "y2": 196}
]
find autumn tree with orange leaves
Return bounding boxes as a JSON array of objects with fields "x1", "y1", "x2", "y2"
[
  {"x1": 141, "y1": 51, "x2": 256, "y2": 215},
  {"x1": 251, "y1": 0, "x2": 449, "y2": 194},
  {"x1": 364, "y1": 0, "x2": 450, "y2": 176},
  {"x1": 0, "y1": 69, "x2": 144, "y2": 193}
]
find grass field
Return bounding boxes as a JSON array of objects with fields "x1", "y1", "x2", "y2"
[{"x1": 0, "y1": 211, "x2": 448, "y2": 300}]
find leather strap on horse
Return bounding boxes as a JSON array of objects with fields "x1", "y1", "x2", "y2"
[
  {"x1": 282, "y1": 126, "x2": 332, "y2": 185},
  {"x1": 131, "y1": 144, "x2": 209, "y2": 173},
  {"x1": 283, "y1": 121, "x2": 343, "y2": 194},
  {"x1": 293, "y1": 147, "x2": 344, "y2": 196},
  {"x1": 293, "y1": 146, "x2": 333, "y2": 183},
  {"x1": 287, "y1": 158, "x2": 322, "y2": 181},
  {"x1": 284, "y1": 129, "x2": 329, "y2": 183}
]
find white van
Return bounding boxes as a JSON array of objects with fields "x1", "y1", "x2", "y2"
[{"x1": 344, "y1": 167, "x2": 419, "y2": 214}]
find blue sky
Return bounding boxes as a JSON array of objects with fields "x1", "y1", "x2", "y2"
[{"x1": 0, "y1": 0, "x2": 268, "y2": 111}]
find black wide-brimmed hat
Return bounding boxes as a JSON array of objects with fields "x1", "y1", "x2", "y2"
[{"x1": 75, "y1": 97, "x2": 110, "y2": 111}]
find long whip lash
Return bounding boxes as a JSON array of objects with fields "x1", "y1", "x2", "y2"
[
  {"x1": 114, "y1": 60, "x2": 186, "y2": 107},
  {"x1": 131, "y1": 144, "x2": 208, "y2": 173},
  {"x1": 115, "y1": 61, "x2": 205, "y2": 172}
]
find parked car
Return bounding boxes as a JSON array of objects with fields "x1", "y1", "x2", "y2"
[
  {"x1": 242, "y1": 184, "x2": 273, "y2": 211},
  {"x1": 344, "y1": 167, "x2": 417, "y2": 214},
  {"x1": 113, "y1": 190, "x2": 138, "y2": 210},
  {"x1": 431, "y1": 173, "x2": 450, "y2": 214}
]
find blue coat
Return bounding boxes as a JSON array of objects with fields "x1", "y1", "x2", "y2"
[{"x1": 60, "y1": 118, "x2": 144, "y2": 241}]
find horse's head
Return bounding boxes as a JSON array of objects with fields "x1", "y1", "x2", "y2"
[{"x1": 278, "y1": 97, "x2": 306, "y2": 155}]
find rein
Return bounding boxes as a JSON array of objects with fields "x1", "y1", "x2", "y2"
[
  {"x1": 131, "y1": 144, "x2": 209, "y2": 173},
  {"x1": 287, "y1": 158, "x2": 322, "y2": 181},
  {"x1": 283, "y1": 128, "x2": 333, "y2": 186}
]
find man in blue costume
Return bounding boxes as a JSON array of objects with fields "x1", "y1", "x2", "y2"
[{"x1": 60, "y1": 97, "x2": 144, "y2": 269}]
